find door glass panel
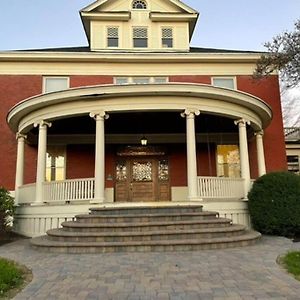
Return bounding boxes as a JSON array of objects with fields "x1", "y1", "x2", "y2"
[
  {"x1": 158, "y1": 160, "x2": 169, "y2": 181},
  {"x1": 116, "y1": 162, "x2": 127, "y2": 181},
  {"x1": 132, "y1": 161, "x2": 152, "y2": 182}
]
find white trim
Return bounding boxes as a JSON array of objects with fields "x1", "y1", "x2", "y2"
[
  {"x1": 114, "y1": 76, "x2": 169, "y2": 84},
  {"x1": 7, "y1": 83, "x2": 272, "y2": 133}
]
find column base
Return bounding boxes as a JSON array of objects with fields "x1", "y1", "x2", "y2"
[{"x1": 90, "y1": 198, "x2": 105, "y2": 204}]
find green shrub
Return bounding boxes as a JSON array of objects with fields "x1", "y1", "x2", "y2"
[
  {"x1": 0, "y1": 187, "x2": 15, "y2": 233},
  {"x1": 248, "y1": 172, "x2": 300, "y2": 237},
  {"x1": 0, "y1": 258, "x2": 23, "y2": 295}
]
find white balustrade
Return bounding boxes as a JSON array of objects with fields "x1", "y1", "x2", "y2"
[
  {"x1": 43, "y1": 178, "x2": 95, "y2": 203},
  {"x1": 198, "y1": 176, "x2": 245, "y2": 199}
]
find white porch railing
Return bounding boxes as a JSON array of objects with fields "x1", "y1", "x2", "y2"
[
  {"x1": 198, "y1": 176, "x2": 245, "y2": 199},
  {"x1": 43, "y1": 178, "x2": 95, "y2": 203}
]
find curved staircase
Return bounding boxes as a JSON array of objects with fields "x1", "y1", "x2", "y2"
[{"x1": 31, "y1": 205, "x2": 261, "y2": 253}]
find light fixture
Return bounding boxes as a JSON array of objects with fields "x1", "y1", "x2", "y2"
[{"x1": 141, "y1": 136, "x2": 148, "y2": 146}]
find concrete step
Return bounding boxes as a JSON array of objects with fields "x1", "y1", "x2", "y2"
[
  {"x1": 75, "y1": 211, "x2": 219, "y2": 224},
  {"x1": 46, "y1": 224, "x2": 246, "y2": 242},
  {"x1": 31, "y1": 230, "x2": 261, "y2": 253},
  {"x1": 61, "y1": 218, "x2": 232, "y2": 233},
  {"x1": 89, "y1": 205, "x2": 203, "y2": 216}
]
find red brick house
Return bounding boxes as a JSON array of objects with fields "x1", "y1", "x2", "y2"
[{"x1": 0, "y1": 0, "x2": 286, "y2": 237}]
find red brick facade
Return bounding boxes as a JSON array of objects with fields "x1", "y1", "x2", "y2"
[{"x1": 0, "y1": 74, "x2": 287, "y2": 190}]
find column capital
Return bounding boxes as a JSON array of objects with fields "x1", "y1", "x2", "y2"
[
  {"x1": 16, "y1": 132, "x2": 27, "y2": 140},
  {"x1": 180, "y1": 108, "x2": 200, "y2": 118},
  {"x1": 234, "y1": 118, "x2": 250, "y2": 127},
  {"x1": 254, "y1": 130, "x2": 264, "y2": 137},
  {"x1": 90, "y1": 111, "x2": 109, "y2": 121},
  {"x1": 34, "y1": 120, "x2": 52, "y2": 128}
]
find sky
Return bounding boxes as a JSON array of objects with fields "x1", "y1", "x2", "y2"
[{"x1": 0, "y1": 0, "x2": 299, "y2": 51}]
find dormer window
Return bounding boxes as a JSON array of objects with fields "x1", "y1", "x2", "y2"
[
  {"x1": 132, "y1": 0, "x2": 147, "y2": 9},
  {"x1": 107, "y1": 27, "x2": 119, "y2": 48},
  {"x1": 162, "y1": 28, "x2": 173, "y2": 48},
  {"x1": 133, "y1": 27, "x2": 148, "y2": 48}
]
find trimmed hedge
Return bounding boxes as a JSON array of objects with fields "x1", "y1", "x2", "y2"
[{"x1": 248, "y1": 172, "x2": 300, "y2": 237}]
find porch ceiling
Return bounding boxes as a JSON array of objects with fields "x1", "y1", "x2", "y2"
[{"x1": 7, "y1": 83, "x2": 272, "y2": 133}]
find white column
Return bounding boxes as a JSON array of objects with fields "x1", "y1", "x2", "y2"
[
  {"x1": 234, "y1": 119, "x2": 251, "y2": 198},
  {"x1": 90, "y1": 111, "x2": 109, "y2": 203},
  {"x1": 15, "y1": 133, "x2": 27, "y2": 205},
  {"x1": 34, "y1": 121, "x2": 52, "y2": 204},
  {"x1": 181, "y1": 109, "x2": 201, "y2": 201},
  {"x1": 255, "y1": 130, "x2": 266, "y2": 176}
]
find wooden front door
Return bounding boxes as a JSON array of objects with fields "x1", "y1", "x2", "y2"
[{"x1": 115, "y1": 157, "x2": 170, "y2": 202}]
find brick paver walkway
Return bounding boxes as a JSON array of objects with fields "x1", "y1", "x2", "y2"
[{"x1": 0, "y1": 236, "x2": 300, "y2": 299}]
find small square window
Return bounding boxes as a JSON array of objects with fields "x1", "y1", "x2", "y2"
[
  {"x1": 212, "y1": 77, "x2": 235, "y2": 89},
  {"x1": 44, "y1": 77, "x2": 69, "y2": 93}
]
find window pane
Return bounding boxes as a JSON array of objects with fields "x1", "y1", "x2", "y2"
[
  {"x1": 154, "y1": 77, "x2": 167, "y2": 83},
  {"x1": 108, "y1": 38, "x2": 118, "y2": 47},
  {"x1": 115, "y1": 78, "x2": 128, "y2": 85},
  {"x1": 132, "y1": 78, "x2": 150, "y2": 84},
  {"x1": 133, "y1": 38, "x2": 148, "y2": 48},
  {"x1": 217, "y1": 145, "x2": 240, "y2": 178},
  {"x1": 46, "y1": 147, "x2": 65, "y2": 181},
  {"x1": 213, "y1": 78, "x2": 235, "y2": 89},
  {"x1": 162, "y1": 38, "x2": 173, "y2": 48},
  {"x1": 44, "y1": 77, "x2": 69, "y2": 93}
]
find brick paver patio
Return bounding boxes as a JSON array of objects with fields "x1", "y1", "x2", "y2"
[{"x1": 0, "y1": 236, "x2": 300, "y2": 299}]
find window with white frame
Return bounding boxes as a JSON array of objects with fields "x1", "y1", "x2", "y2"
[
  {"x1": 212, "y1": 77, "x2": 236, "y2": 90},
  {"x1": 107, "y1": 27, "x2": 119, "y2": 48},
  {"x1": 132, "y1": 0, "x2": 147, "y2": 9},
  {"x1": 46, "y1": 146, "x2": 66, "y2": 182},
  {"x1": 43, "y1": 77, "x2": 69, "y2": 93},
  {"x1": 162, "y1": 28, "x2": 173, "y2": 48},
  {"x1": 133, "y1": 27, "x2": 148, "y2": 48},
  {"x1": 114, "y1": 77, "x2": 168, "y2": 85}
]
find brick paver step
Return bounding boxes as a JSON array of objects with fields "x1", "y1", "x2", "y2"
[
  {"x1": 47, "y1": 224, "x2": 246, "y2": 242},
  {"x1": 31, "y1": 230, "x2": 261, "y2": 253},
  {"x1": 75, "y1": 211, "x2": 219, "y2": 223},
  {"x1": 89, "y1": 205, "x2": 203, "y2": 215},
  {"x1": 61, "y1": 218, "x2": 232, "y2": 232}
]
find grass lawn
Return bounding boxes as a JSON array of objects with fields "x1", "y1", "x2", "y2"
[
  {"x1": 0, "y1": 258, "x2": 32, "y2": 299},
  {"x1": 280, "y1": 251, "x2": 300, "y2": 281}
]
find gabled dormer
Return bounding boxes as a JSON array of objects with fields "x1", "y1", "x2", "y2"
[{"x1": 80, "y1": 0, "x2": 199, "y2": 52}]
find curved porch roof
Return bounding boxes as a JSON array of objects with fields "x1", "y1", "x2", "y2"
[{"x1": 7, "y1": 83, "x2": 272, "y2": 133}]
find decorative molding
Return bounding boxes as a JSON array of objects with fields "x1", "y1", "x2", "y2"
[
  {"x1": 234, "y1": 118, "x2": 251, "y2": 126},
  {"x1": 33, "y1": 120, "x2": 52, "y2": 128},
  {"x1": 181, "y1": 108, "x2": 200, "y2": 118},
  {"x1": 89, "y1": 111, "x2": 109, "y2": 121},
  {"x1": 16, "y1": 132, "x2": 27, "y2": 140},
  {"x1": 116, "y1": 146, "x2": 166, "y2": 157},
  {"x1": 254, "y1": 130, "x2": 264, "y2": 137}
]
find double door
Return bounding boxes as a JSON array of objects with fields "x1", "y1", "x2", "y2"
[{"x1": 115, "y1": 157, "x2": 170, "y2": 202}]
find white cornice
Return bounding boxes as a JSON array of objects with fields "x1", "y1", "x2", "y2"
[{"x1": 0, "y1": 51, "x2": 263, "y2": 63}]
